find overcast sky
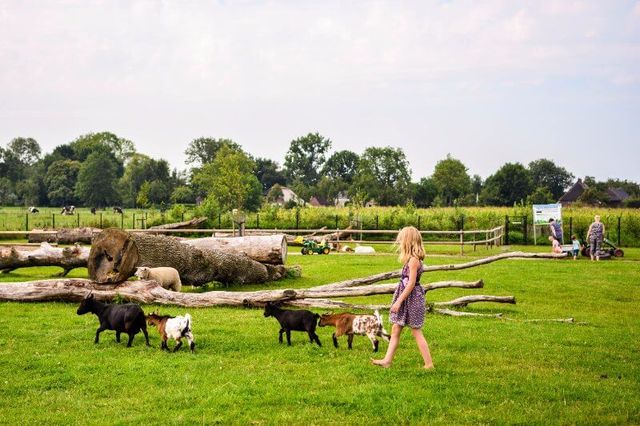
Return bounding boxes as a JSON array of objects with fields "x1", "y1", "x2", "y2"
[{"x1": 1, "y1": 1, "x2": 639, "y2": 182}]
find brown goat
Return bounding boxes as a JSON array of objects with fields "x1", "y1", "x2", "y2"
[{"x1": 318, "y1": 310, "x2": 390, "y2": 352}]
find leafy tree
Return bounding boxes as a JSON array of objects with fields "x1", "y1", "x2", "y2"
[
  {"x1": 528, "y1": 159, "x2": 574, "y2": 200},
  {"x1": 431, "y1": 155, "x2": 471, "y2": 205},
  {"x1": 471, "y1": 174, "x2": 483, "y2": 196},
  {"x1": 321, "y1": 150, "x2": 359, "y2": 184},
  {"x1": 411, "y1": 177, "x2": 438, "y2": 208},
  {"x1": 527, "y1": 186, "x2": 555, "y2": 204},
  {"x1": 70, "y1": 132, "x2": 135, "y2": 164},
  {"x1": 352, "y1": 147, "x2": 411, "y2": 206},
  {"x1": 480, "y1": 163, "x2": 531, "y2": 206},
  {"x1": 0, "y1": 177, "x2": 17, "y2": 205},
  {"x1": 45, "y1": 160, "x2": 81, "y2": 205},
  {"x1": 184, "y1": 137, "x2": 242, "y2": 168},
  {"x1": 171, "y1": 186, "x2": 195, "y2": 204},
  {"x1": 119, "y1": 153, "x2": 171, "y2": 207},
  {"x1": 75, "y1": 151, "x2": 120, "y2": 207},
  {"x1": 2, "y1": 137, "x2": 42, "y2": 182},
  {"x1": 193, "y1": 145, "x2": 262, "y2": 211},
  {"x1": 136, "y1": 181, "x2": 151, "y2": 208},
  {"x1": 604, "y1": 179, "x2": 640, "y2": 197},
  {"x1": 254, "y1": 157, "x2": 286, "y2": 192},
  {"x1": 147, "y1": 180, "x2": 170, "y2": 206},
  {"x1": 283, "y1": 132, "x2": 332, "y2": 187}
]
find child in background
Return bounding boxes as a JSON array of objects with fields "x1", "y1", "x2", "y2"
[
  {"x1": 372, "y1": 226, "x2": 434, "y2": 369},
  {"x1": 549, "y1": 236, "x2": 563, "y2": 254},
  {"x1": 571, "y1": 235, "x2": 582, "y2": 260}
]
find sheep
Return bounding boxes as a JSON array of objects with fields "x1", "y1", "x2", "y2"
[
  {"x1": 76, "y1": 293, "x2": 150, "y2": 347},
  {"x1": 146, "y1": 312, "x2": 195, "y2": 352},
  {"x1": 263, "y1": 302, "x2": 322, "y2": 346},
  {"x1": 134, "y1": 266, "x2": 182, "y2": 292},
  {"x1": 28, "y1": 206, "x2": 39, "y2": 214},
  {"x1": 318, "y1": 310, "x2": 390, "y2": 352},
  {"x1": 354, "y1": 245, "x2": 375, "y2": 254}
]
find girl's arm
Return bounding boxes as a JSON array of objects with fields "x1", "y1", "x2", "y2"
[
  {"x1": 602, "y1": 223, "x2": 605, "y2": 238},
  {"x1": 587, "y1": 224, "x2": 593, "y2": 239},
  {"x1": 390, "y1": 257, "x2": 420, "y2": 313}
]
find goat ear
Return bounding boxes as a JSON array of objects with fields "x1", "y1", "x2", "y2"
[{"x1": 85, "y1": 291, "x2": 93, "y2": 300}]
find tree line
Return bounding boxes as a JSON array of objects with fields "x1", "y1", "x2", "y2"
[{"x1": 1, "y1": 132, "x2": 639, "y2": 212}]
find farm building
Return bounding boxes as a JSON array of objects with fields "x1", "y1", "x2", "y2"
[{"x1": 559, "y1": 179, "x2": 630, "y2": 207}]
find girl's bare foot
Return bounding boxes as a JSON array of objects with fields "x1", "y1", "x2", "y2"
[
  {"x1": 423, "y1": 363, "x2": 434, "y2": 370},
  {"x1": 371, "y1": 359, "x2": 391, "y2": 368}
]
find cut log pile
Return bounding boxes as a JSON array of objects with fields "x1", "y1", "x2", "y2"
[{"x1": 147, "y1": 217, "x2": 207, "y2": 230}]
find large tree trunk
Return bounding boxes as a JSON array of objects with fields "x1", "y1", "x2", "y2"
[
  {"x1": 181, "y1": 235, "x2": 287, "y2": 265},
  {"x1": 88, "y1": 229, "x2": 286, "y2": 285},
  {"x1": 28, "y1": 228, "x2": 100, "y2": 244},
  {"x1": 0, "y1": 243, "x2": 90, "y2": 275}
]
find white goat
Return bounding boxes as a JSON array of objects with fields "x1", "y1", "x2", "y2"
[{"x1": 146, "y1": 312, "x2": 195, "y2": 352}]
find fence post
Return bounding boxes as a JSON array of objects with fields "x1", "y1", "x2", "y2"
[
  {"x1": 133, "y1": 213, "x2": 136, "y2": 230},
  {"x1": 25, "y1": 213, "x2": 28, "y2": 232},
  {"x1": 257, "y1": 213, "x2": 260, "y2": 229},
  {"x1": 504, "y1": 215, "x2": 510, "y2": 245},
  {"x1": 182, "y1": 212, "x2": 185, "y2": 222},
  {"x1": 77, "y1": 213, "x2": 80, "y2": 228},
  {"x1": 295, "y1": 209, "x2": 300, "y2": 229},
  {"x1": 459, "y1": 230, "x2": 464, "y2": 255},
  {"x1": 218, "y1": 213, "x2": 221, "y2": 228},
  {"x1": 99, "y1": 213, "x2": 103, "y2": 229},
  {"x1": 375, "y1": 215, "x2": 379, "y2": 230},
  {"x1": 121, "y1": 213, "x2": 124, "y2": 230},
  {"x1": 335, "y1": 215, "x2": 338, "y2": 229},
  {"x1": 52, "y1": 213, "x2": 55, "y2": 229},
  {"x1": 618, "y1": 216, "x2": 621, "y2": 246},
  {"x1": 523, "y1": 215, "x2": 528, "y2": 245},
  {"x1": 417, "y1": 216, "x2": 421, "y2": 230}
]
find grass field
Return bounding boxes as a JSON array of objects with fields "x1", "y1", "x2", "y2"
[{"x1": 1, "y1": 246, "x2": 639, "y2": 424}]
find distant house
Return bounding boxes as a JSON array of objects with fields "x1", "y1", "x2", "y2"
[
  {"x1": 269, "y1": 186, "x2": 304, "y2": 207},
  {"x1": 309, "y1": 196, "x2": 329, "y2": 207},
  {"x1": 334, "y1": 191, "x2": 350, "y2": 207},
  {"x1": 558, "y1": 179, "x2": 630, "y2": 207}
]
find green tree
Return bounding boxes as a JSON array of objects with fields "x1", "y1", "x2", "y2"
[
  {"x1": 431, "y1": 155, "x2": 472, "y2": 205},
  {"x1": 283, "y1": 132, "x2": 332, "y2": 187},
  {"x1": 171, "y1": 186, "x2": 195, "y2": 204},
  {"x1": 254, "y1": 157, "x2": 287, "y2": 192},
  {"x1": 528, "y1": 159, "x2": 574, "y2": 200},
  {"x1": 136, "y1": 181, "x2": 151, "y2": 208},
  {"x1": 527, "y1": 186, "x2": 555, "y2": 204},
  {"x1": 411, "y1": 177, "x2": 438, "y2": 208},
  {"x1": 45, "y1": 160, "x2": 81, "y2": 205},
  {"x1": 70, "y1": 132, "x2": 135, "y2": 164},
  {"x1": 184, "y1": 137, "x2": 242, "y2": 168},
  {"x1": 2, "y1": 137, "x2": 41, "y2": 182},
  {"x1": 352, "y1": 147, "x2": 411, "y2": 206},
  {"x1": 75, "y1": 151, "x2": 120, "y2": 207},
  {"x1": 321, "y1": 150, "x2": 359, "y2": 184},
  {"x1": 193, "y1": 145, "x2": 262, "y2": 211},
  {"x1": 119, "y1": 153, "x2": 171, "y2": 207},
  {"x1": 480, "y1": 163, "x2": 531, "y2": 206}
]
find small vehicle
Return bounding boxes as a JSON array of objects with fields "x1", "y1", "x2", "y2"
[
  {"x1": 301, "y1": 239, "x2": 331, "y2": 255},
  {"x1": 578, "y1": 232, "x2": 624, "y2": 259}
]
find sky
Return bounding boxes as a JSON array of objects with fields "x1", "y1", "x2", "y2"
[{"x1": 1, "y1": 0, "x2": 639, "y2": 182}]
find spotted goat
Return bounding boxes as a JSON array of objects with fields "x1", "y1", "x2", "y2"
[
  {"x1": 146, "y1": 312, "x2": 195, "y2": 352},
  {"x1": 318, "y1": 310, "x2": 390, "y2": 352}
]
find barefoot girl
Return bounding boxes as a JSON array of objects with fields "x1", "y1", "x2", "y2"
[{"x1": 372, "y1": 226, "x2": 434, "y2": 369}]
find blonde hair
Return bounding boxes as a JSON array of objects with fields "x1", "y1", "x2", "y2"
[{"x1": 396, "y1": 226, "x2": 425, "y2": 264}]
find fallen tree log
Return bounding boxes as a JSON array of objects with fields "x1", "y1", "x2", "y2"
[
  {"x1": 181, "y1": 234, "x2": 287, "y2": 265},
  {"x1": 148, "y1": 217, "x2": 207, "y2": 230},
  {"x1": 28, "y1": 227, "x2": 100, "y2": 244},
  {"x1": 0, "y1": 243, "x2": 89, "y2": 275},
  {"x1": 433, "y1": 295, "x2": 515, "y2": 308},
  {"x1": 312, "y1": 251, "x2": 567, "y2": 290},
  {"x1": 88, "y1": 229, "x2": 286, "y2": 285},
  {"x1": 0, "y1": 279, "x2": 509, "y2": 309}
]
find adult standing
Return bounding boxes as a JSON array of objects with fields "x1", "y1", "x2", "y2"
[
  {"x1": 548, "y1": 218, "x2": 563, "y2": 243},
  {"x1": 587, "y1": 215, "x2": 605, "y2": 261}
]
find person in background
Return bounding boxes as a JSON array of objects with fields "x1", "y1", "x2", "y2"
[
  {"x1": 549, "y1": 236, "x2": 563, "y2": 254},
  {"x1": 587, "y1": 215, "x2": 605, "y2": 261},
  {"x1": 571, "y1": 235, "x2": 582, "y2": 260},
  {"x1": 548, "y1": 218, "x2": 563, "y2": 243}
]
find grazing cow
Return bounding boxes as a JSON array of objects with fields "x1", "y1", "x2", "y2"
[
  {"x1": 146, "y1": 312, "x2": 195, "y2": 352},
  {"x1": 28, "y1": 206, "x2": 39, "y2": 214},
  {"x1": 318, "y1": 311, "x2": 390, "y2": 352},
  {"x1": 263, "y1": 302, "x2": 321, "y2": 346},
  {"x1": 61, "y1": 205, "x2": 75, "y2": 215},
  {"x1": 76, "y1": 293, "x2": 150, "y2": 347},
  {"x1": 113, "y1": 206, "x2": 123, "y2": 214},
  {"x1": 90, "y1": 207, "x2": 97, "y2": 215}
]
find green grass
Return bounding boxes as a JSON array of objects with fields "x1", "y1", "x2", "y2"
[{"x1": 1, "y1": 249, "x2": 639, "y2": 424}]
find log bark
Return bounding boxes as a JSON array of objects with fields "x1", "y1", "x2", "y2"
[
  {"x1": 88, "y1": 229, "x2": 286, "y2": 285},
  {"x1": 148, "y1": 217, "x2": 207, "y2": 230},
  {"x1": 433, "y1": 295, "x2": 516, "y2": 308},
  {"x1": 181, "y1": 234, "x2": 287, "y2": 265},
  {"x1": 28, "y1": 228, "x2": 100, "y2": 244},
  {"x1": 0, "y1": 243, "x2": 89, "y2": 275}
]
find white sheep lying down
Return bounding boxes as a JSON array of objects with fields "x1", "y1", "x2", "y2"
[{"x1": 134, "y1": 266, "x2": 182, "y2": 292}]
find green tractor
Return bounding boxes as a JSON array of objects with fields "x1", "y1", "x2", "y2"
[{"x1": 301, "y1": 239, "x2": 331, "y2": 255}]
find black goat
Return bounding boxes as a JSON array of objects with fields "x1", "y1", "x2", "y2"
[
  {"x1": 76, "y1": 293, "x2": 150, "y2": 347},
  {"x1": 263, "y1": 302, "x2": 321, "y2": 346}
]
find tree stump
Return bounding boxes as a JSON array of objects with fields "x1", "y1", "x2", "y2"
[
  {"x1": 181, "y1": 234, "x2": 287, "y2": 265},
  {"x1": 88, "y1": 229, "x2": 286, "y2": 285}
]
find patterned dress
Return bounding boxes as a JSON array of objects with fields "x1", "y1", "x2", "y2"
[
  {"x1": 390, "y1": 261, "x2": 426, "y2": 329},
  {"x1": 589, "y1": 222, "x2": 604, "y2": 253}
]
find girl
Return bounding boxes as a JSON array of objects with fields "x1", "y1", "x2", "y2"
[{"x1": 372, "y1": 226, "x2": 434, "y2": 369}]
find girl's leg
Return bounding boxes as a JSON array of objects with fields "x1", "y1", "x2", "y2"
[
  {"x1": 410, "y1": 328, "x2": 434, "y2": 369},
  {"x1": 372, "y1": 323, "x2": 403, "y2": 368}
]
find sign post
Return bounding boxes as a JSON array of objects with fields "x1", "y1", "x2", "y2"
[{"x1": 532, "y1": 204, "x2": 562, "y2": 245}]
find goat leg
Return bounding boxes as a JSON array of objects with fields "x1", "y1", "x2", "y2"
[
  {"x1": 286, "y1": 330, "x2": 292, "y2": 346},
  {"x1": 173, "y1": 339, "x2": 183, "y2": 352},
  {"x1": 332, "y1": 333, "x2": 339, "y2": 348},
  {"x1": 278, "y1": 328, "x2": 285, "y2": 344},
  {"x1": 142, "y1": 327, "x2": 150, "y2": 347},
  {"x1": 347, "y1": 334, "x2": 354, "y2": 350},
  {"x1": 116, "y1": 331, "x2": 121, "y2": 343},
  {"x1": 95, "y1": 326, "x2": 107, "y2": 344},
  {"x1": 126, "y1": 333, "x2": 135, "y2": 347}
]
